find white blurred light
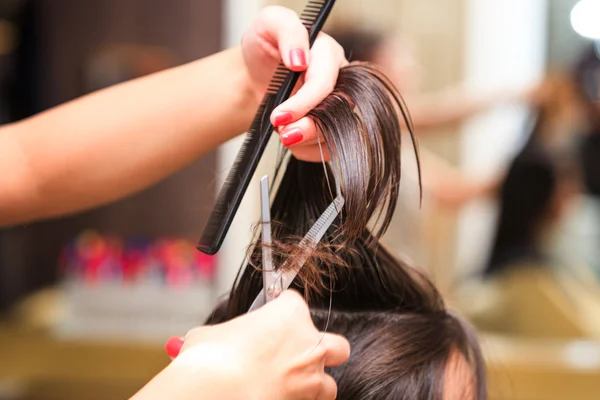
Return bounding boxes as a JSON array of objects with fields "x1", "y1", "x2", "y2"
[{"x1": 571, "y1": 0, "x2": 600, "y2": 39}]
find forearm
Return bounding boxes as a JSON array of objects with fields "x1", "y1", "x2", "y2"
[
  {"x1": 131, "y1": 366, "x2": 228, "y2": 400},
  {"x1": 420, "y1": 148, "x2": 499, "y2": 206},
  {"x1": 0, "y1": 47, "x2": 258, "y2": 226},
  {"x1": 409, "y1": 85, "x2": 514, "y2": 133},
  {"x1": 131, "y1": 350, "x2": 247, "y2": 400}
]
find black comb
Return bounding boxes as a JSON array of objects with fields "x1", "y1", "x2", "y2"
[{"x1": 197, "y1": 0, "x2": 337, "y2": 255}]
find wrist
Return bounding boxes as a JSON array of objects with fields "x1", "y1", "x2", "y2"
[
  {"x1": 131, "y1": 363, "x2": 242, "y2": 400},
  {"x1": 167, "y1": 343, "x2": 255, "y2": 400},
  {"x1": 229, "y1": 46, "x2": 261, "y2": 135},
  {"x1": 186, "y1": 47, "x2": 260, "y2": 146}
]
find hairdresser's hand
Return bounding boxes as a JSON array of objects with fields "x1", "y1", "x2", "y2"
[
  {"x1": 156, "y1": 291, "x2": 350, "y2": 400},
  {"x1": 242, "y1": 6, "x2": 348, "y2": 162}
]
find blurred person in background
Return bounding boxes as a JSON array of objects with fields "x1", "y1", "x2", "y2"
[
  {"x1": 572, "y1": 43, "x2": 600, "y2": 195},
  {"x1": 330, "y1": 27, "x2": 524, "y2": 133},
  {"x1": 574, "y1": 43, "x2": 600, "y2": 200},
  {"x1": 459, "y1": 71, "x2": 600, "y2": 340},
  {"x1": 0, "y1": 6, "x2": 350, "y2": 399},
  {"x1": 485, "y1": 74, "x2": 587, "y2": 277},
  {"x1": 326, "y1": 25, "x2": 529, "y2": 263},
  {"x1": 557, "y1": 43, "x2": 600, "y2": 277}
]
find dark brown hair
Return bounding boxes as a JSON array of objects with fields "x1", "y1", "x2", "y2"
[
  {"x1": 206, "y1": 62, "x2": 486, "y2": 399},
  {"x1": 573, "y1": 44, "x2": 600, "y2": 196},
  {"x1": 484, "y1": 144, "x2": 559, "y2": 276},
  {"x1": 485, "y1": 74, "x2": 583, "y2": 276}
]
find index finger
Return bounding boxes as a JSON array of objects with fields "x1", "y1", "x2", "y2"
[{"x1": 271, "y1": 33, "x2": 348, "y2": 127}]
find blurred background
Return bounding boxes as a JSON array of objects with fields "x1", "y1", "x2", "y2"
[{"x1": 0, "y1": 0, "x2": 599, "y2": 399}]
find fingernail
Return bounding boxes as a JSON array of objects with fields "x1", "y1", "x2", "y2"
[
  {"x1": 289, "y1": 48, "x2": 307, "y2": 68},
  {"x1": 281, "y1": 129, "x2": 304, "y2": 147},
  {"x1": 165, "y1": 336, "x2": 184, "y2": 359},
  {"x1": 273, "y1": 112, "x2": 293, "y2": 127}
]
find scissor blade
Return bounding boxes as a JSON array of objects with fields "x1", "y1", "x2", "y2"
[
  {"x1": 247, "y1": 194, "x2": 344, "y2": 313},
  {"x1": 278, "y1": 195, "x2": 344, "y2": 291},
  {"x1": 248, "y1": 288, "x2": 267, "y2": 312},
  {"x1": 260, "y1": 176, "x2": 276, "y2": 304}
]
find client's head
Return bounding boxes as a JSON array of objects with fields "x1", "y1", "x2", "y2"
[
  {"x1": 207, "y1": 62, "x2": 486, "y2": 399},
  {"x1": 310, "y1": 307, "x2": 483, "y2": 399}
]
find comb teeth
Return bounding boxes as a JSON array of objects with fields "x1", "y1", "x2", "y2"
[
  {"x1": 267, "y1": 64, "x2": 292, "y2": 95},
  {"x1": 300, "y1": 0, "x2": 327, "y2": 26},
  {"x1": 198, "y1": 101, "x2": 273, "y2": 255},
  {"x1": 248, "y1": 102, "x2": 269, "y2": 133}
]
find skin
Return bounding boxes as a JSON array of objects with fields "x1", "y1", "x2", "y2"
[
  {"x1": 443, "y1": 350, "x2": 476, "y2": 400},
  {"x1": 0, "y1": 6, "x2": 346, "y2": 227},
  {"x1": 131, "y1": 291, "x2": 350, "y2": 400},
  {"x1": 0, "y1": 6, "x2": 351, "y2": 400},
  {"x1": 420, "y1": 150, "x2": 500, "y2": 208}
]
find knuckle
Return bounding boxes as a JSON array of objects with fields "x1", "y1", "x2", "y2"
[
  {"x1": 305, "y1": 74, "x2": 332, "y2": 94},
  {"x1": 307, "y1": 372, "x2": 323, "y2": 393},
  {"x1": 336, "y1": 43, "x2": 346, "y2": 60},
  {"x1": 323, "y1": 78, "x2": 336, "y2": 94},
  {"x1": 297, "y1": 117, "x2": 314, "y2": 131},
  {"x1": 314, "y1": 343, "x2": 328, "y2": 359},
  {"x1": 322, "y1": 34, "x2": 344, "y2": 53},
  {"x1": 325, "y1": 377, "x2": 338, "y2": 399},
  {"x1": 320, "y1": 33, "x2": 347, "y2": 63}
]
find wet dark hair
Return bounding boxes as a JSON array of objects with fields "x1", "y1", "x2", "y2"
[
  {"x1": 580, "y1": 130, "x2": 600, "y2": 196},
  {"x1": 311, "y1": 310, "x2": 482, "y2": 400},
  {"x1": 572, "y1": 44, "x2": 600, "y2": 196},
  {"x1": 484, "y1": 78, "x2": 581, "y2": 276},
  {"x1": 573, "y1": 43, "x2": 600, "y2": 106},
  {"x1": 206, "y1": 62, "x2": 486, "y2": 399},
  {"x1": 484, "y1": 145, "x2": 557, "y2": 276}
]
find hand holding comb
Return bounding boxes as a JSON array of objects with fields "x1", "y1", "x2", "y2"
[{"x1": 197, "y1": 0, "x2": 337, "y2": 255}]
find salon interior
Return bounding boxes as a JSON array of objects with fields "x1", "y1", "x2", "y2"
[{"x1": 1, "y1": 0, "x2": 600, "y2": 399}]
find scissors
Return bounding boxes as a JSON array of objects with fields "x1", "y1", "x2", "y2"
[{"x1": 248, "y1": 174, "x2": 344, "y2": 312}]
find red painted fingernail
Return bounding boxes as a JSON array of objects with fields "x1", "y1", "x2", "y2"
[
  {"x1": 289, "y1": 48, "x2": 307, "y2": 68},
  {"x1": 273, "y1": 112, "x2": 293, "y2": 127},
  {"x1": 165, "y1": 337, "x2": 184, "y2": 359},
  {"x1": 281, "y1": 129, "x2": 304, "y2": 147}
]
